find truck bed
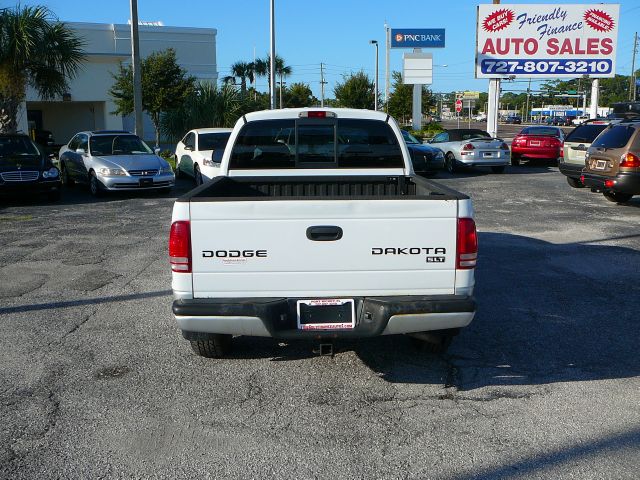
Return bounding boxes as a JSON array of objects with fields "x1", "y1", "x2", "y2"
[{"x1": 179, "y1": 175, "x2": 468, "y2": 202}]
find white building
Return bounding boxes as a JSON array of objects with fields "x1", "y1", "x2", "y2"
[{"x1": 20, "y1": 22, "x2": 217, "y2": 144}]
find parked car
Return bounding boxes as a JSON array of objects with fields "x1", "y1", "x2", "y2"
[
  {"x1": 0, "y1": 133, "x2": 61, "y2": 200},
  {"x1": 428, "y1": 129, "x2": 510, "y2": 174},
  {"x1": 400, "y1": 130, "x2": 444, "y2": 176},
  {"x1": 559, "y1": 120, "x2": 610, "y2": 188},
  {"x1": 572, "y1": 115, "x2": 590, "y2": 126},
  {"x1": 504, "y1": 116, "x2": 522, "y2": 124},
  {"x1": 169, "y1": 108, "x2": 477, "y2": 358},
  {"x1": 175, "y1": 128, "x2": 232, "y2": 185},
  {"x1": 510, "y1": 126, "x2": 564, "y2": 166},
  {"x1": 58, "y1": 130, "x2": 174, "y2": 197},
  {"x1": 581, "y1": 119, "x2": 640, "y2": 203}
]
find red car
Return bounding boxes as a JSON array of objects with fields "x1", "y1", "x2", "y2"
[{"x1": 510, "y1": 126, "x2": 565, "y2": 166}]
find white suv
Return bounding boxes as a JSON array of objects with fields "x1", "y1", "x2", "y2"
[{"x1": 174, "y1": 128, "x2": 232, "y2": 185}]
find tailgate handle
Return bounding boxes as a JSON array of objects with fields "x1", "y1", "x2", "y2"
[{"x1": 306, "y1": 226, "x2": 343, "y2": 241}]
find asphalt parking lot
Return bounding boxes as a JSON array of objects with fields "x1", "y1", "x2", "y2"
[{"x1": 1, "y1": 168, "x2": 639, "y2": 479}]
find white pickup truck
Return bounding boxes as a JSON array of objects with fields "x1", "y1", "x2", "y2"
[{"x1": 169, "y1": 108, "x2": 477, "y2": 358}]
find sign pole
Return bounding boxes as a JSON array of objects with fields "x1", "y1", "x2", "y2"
[
  {"x1": 129, "y1": 0, "x2": 143, "y2": 140},
  {"x1": 590, "y1": 79, "x2": 599, "y2": 119},
  {"x1": 269, "y1": 0, "x2": 276, "y2": 110},
  {"x1": 411, "y1": 48, "x2": 422, "y2": 130},
  {"x1": 385, "y1": 24, "x2": 390, "y2": 110}
]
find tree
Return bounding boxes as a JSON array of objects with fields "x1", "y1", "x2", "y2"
[
  {"x1": 223, "y1": 61, "x2": 254, "y2": 97},
  {"x1": 160, "y1": 82, "x2": 241, "y2": 142},
  {"x1": 283, "y1": 82, "x2": 317, "y2": 108},
  {"x1": 386, "y1": 71, "x2": 435, "y2": 122},
  {"x1": 109, "y1": 48, "x2": 195, "y2": 146},
  {"x1": 334, "y1": 71, "x2": 376, "y2": 109},
  {"x1": 253, "y1": 54, "x2": 292, "y2": 105},
  {"x1": 0, "y1": 5, "x2": 85, "y2": 133}
]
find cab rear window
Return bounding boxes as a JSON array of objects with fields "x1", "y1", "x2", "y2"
[
  {"x1": 591, "y1": 125, "x2": 636, "y2": 149},
  {"x1": 229, "y1": 119, "x2": 403, "y2": 169},
  {"x1": 564, "y1": 124, "x2": 608, "y2": 143}
]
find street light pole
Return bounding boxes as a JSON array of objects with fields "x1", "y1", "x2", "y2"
[
  {"x1": 269, "y1": 0, "x2": 276, "y2": 110},
  {"x1": 370, "y1": 40, "x2": 379, "y2": 111},
  {"x1": 129, "y1": 0, "x2": 143, "y2": 139}
]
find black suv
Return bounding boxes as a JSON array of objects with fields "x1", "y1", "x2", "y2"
[{"x1": 0, "y1": 134, "x2": 61, "y2": 200}]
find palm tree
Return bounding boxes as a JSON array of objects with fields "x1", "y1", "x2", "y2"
[
  {"x1": 0, "y1": 5, "x2": 85, "y2": 133},
  {"x1": 252, "y1": 54, "x2": 292, "y2": 107},
  {"x1": 229, "y1": 61, "x2": 254, "y2": 96}
]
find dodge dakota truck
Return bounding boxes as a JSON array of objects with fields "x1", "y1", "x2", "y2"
[{"x1": 169, "y1": 108, "x2": 477, "y2": 358}]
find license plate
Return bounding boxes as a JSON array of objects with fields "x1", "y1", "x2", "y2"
[
  {"x1": 297, "y1": 299, "x2": 355, "y2": 331},
  {"x1": 483, "y1": 152, "x2": 494, "y2": 157},
  {"x1": 139, "y1": 177, "x2": 153, "y2": 187},
  {"x1": 530, "y1": 140, "x2": 541, "y2": 146},
  {"x1": 595, "y1": 160, "x2": 607, "y2": 170}
]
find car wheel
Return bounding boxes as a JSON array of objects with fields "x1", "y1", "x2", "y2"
[
  {"x1": 174, "y1": 156, "x2": 183, "y2": 178},
  {"x1": 61, "y1": 163, "x2": 74, "y2": 187},
  {"x1": 194, "y1": 164, "x2": 203, "y2": 186},
  {"x1": 511, "y1": 156, "x2": 520, "y2": 166},
  {"x1": 409, "y1": 330, "x2": 456, "y2": 354},
  {"x1": 445, "y1": 153, "x2": 458, "y2": 174},
  {"x1": 89, "y1": 171, "x2": 103, "y2": 197},
  {"x1": 189, "y1": 334, "x2": 232, "y2": 358},
  {"x1": 491, "y1": 166, "x2": 505, "y2": 174},
  {"x1": 566, "y1": 177, "x2": 584, "y2": 188},
  {"x1": 603, "y1": 191, "x2": 633, "y2": 203}
]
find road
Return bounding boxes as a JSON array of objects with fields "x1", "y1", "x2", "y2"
[{"x1": 1, "y1": 169, "x2": 639, "y2": 479}]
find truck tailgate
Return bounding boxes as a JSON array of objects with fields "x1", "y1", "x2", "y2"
[{"x1": 189, "y1": 199, "x2": 458, "y2": 298}]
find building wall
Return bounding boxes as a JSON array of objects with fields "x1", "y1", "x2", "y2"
[{"x1": 25, "y1": 22, "x2": 217, "y2": 144}]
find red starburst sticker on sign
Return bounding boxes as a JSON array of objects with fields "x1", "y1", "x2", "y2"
[
  {"x1": 584, "y1": 9, "x2": 615, "y2": 32},
  {"x1": 482, "y1": 9, "x2": 514, "y2": 32}
]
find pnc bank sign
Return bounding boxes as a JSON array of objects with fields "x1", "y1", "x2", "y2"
[{"x1": 391, "y1": 29, "x2": 446, "y2": 49}]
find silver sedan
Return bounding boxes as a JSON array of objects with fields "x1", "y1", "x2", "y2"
[
  {"x1": 59, "y1": 131, "x2": 175, "y2": 196},
  {"x1": 428, "y1": 129, "x2": 511, "y2": 174}
]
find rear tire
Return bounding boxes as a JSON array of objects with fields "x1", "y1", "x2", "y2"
[
  {"x1": 189, "y1": 334, "x2": 232, "y2": 358},
  {"x1": 491, "y1": 166, "x2": 505, "y2": 174},
  {"x1": 566, "y1": 176, "x2": 584, "y2": 188},
  {"x1": 603, "y1": 191, "x2": 632, "y2": 203},
  {"x1": 445, "y1": 153, "x2": 458, "y2": 174}
]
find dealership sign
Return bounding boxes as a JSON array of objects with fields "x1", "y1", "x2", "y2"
[
  {"x1": 391, "y1": 29, "x2": 445, "y2": 48},
  {"x1": 475, "y1": 4, "x2": 620, "y2": 78}
]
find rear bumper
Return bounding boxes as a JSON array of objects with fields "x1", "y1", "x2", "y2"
[
  {"x1": 458, "y1": 150, "x2": 510, "y2": 167},
  {"x1": 511, "y1": 146, "x2": 561, "y2": 159},
  {"x1": 558, "y1": 162, "x2": 584, "y2": 178},
  {"x1": 582, "y1": 172, "x2": 640, "y2": 195},
  {"x1": 173, "y1": 295, "x2": 476, "y2": 340}
]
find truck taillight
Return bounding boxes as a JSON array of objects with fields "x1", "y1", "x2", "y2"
[
  {"x1": 620, "y1": 152, "x2": 640, "y2": 168},
  {"x1": 169, "y1": 221, "x2": 191, "y2": 273},
  {"x1": 456, "y1": 218, "x2": 477, "y2": 270}
]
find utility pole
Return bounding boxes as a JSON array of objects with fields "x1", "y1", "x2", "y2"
[
  {"x1": 630, "y1": 32, "x2": 638, "y2": 101},
  {"x1": 370, "y1": 40, "x2": 379, "y2": 111},
  {"x1": 269, "y1": 0, "x2": 276, "y2": 110},
  {"x1": 279, "y1": 73, "x2": 284, "y2": 109},
  {"x1": 384, "y1": 23, "x2": 390, "y2": 111},
  {"x1": 129, "y1": 0, "x2": 143, "y2": 139},
  {"x1": 320, "y1": 64, "x2": 324, "y2": 106}
]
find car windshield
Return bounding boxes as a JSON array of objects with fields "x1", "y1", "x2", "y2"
[
  {"x1": 401, "y1": 130, "x2": 420, "y2": 144},
  {"x1": 89, "y1": 135, "x2": 152, "y2": 156},
  {"x1": 591, "y1": 125, "x2": 636, "y2": 149},
  {"x1": 521, "y1": 127, "x2": 560, "y2": 137},
  {"x1": 199, "y1": 132, "x2": 231, "y2": 151},
  {"x1": 564, "y1": 124, "x2": 608, "y2": 143},
  {"x1": 229, "y1": 119, "x2": 403, "y2": 169},
  {"x1": 0, "y1": 136, "x2": 41, "y2": 162},
  {"x1": 448, "y1": 130, "x2": 491, "y2": 142}
]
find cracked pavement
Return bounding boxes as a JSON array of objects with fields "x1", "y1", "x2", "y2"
[{"x1": 1, "y1": 168, "x2": 639, "y2": 479}]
